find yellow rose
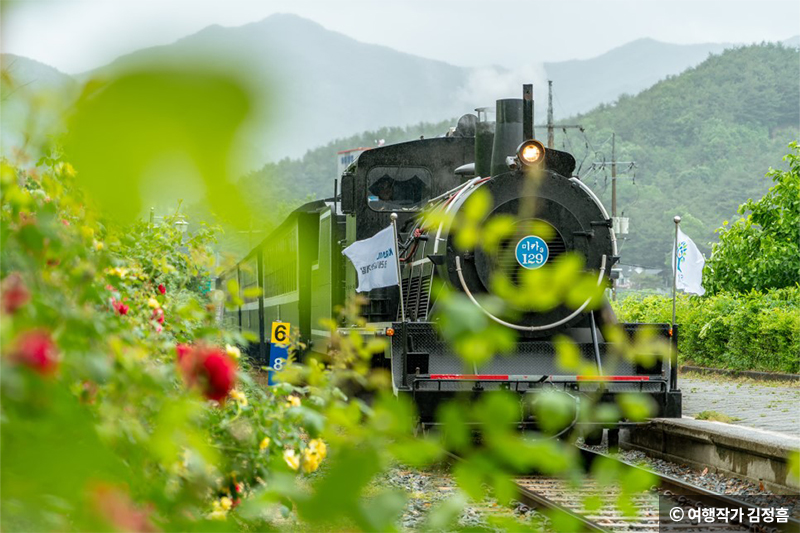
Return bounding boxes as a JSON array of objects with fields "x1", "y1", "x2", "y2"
[
  {"x1": 259, "y1": 437, "x2": 271, "y2": 451},
  {"x1": 283, "y1": 449, "x2": 300, "y2": 471},
  {"x1": 286, "y1": 396, "x2": 301, "y2": 408},
  {"x1": 147, "y1": 298, "x2": 160, "y2": 309},
  {"x1": 225, "y1": 344, "x2": 241, "y2": 360},
  {"x1": 308, "y1": 439, "x2": 327, "y2": 460},
  {"x1": 229, "y1": 389, "x2": 247, "y2": 407},
  {"x1": 61, "y1": 162, "x2": 77, "y2": 178},
  {"x1": 208, "y1": 509, "x2": 227, "y2": 521},
  {"x1": 208, "y1": 497, "x2": 232, "y2": 520},
  {"x1": 301, "y1": 447, "x2": 321, "y2": 473},
  {"x1": 107, "y1": 267, "x2": 129, "y2": 279}
]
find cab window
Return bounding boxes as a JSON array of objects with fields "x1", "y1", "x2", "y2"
[{"x1": 366, "y1": 166, "x2": 432, "y2": 211}]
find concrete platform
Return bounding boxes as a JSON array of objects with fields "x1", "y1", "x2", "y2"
[
  {"x1": 680, "y1": 375, "x2": 800, "y2": 437},
  {"x1": 621, "y1": 417, "x2": 800, "y2": 494}
]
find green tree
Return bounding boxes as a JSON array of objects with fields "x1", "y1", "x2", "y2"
[{"x1": 703, "y1": 142, "x2": 800, "y2": 293}]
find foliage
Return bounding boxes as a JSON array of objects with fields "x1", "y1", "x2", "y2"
[
  {"x1": 0, "y1": 159, "x2": 351, "y2": 531},
  {"x1": 703, "y1": 142, "x2": 800, "y2": 293},
  {"x1": 563, "y1": 44, "x2": 799, "y2": 270},
  {"x1": 613, "y1": 287, "x2": 800, "y2": 373},
  {"x1": 1, "y1": 153, "x2": 673, "y2": 531}
]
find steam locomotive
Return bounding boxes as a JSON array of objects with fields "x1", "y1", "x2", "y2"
[{"x1": 220, "y1": 85, "x2": 682, "y2": 430}]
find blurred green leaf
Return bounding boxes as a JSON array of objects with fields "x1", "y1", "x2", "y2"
[
  {"x1": 423, "y1": 493, "x2": 468, "y2": 531},
  {"x1": 359, "y1": 489, "x2": 406, "y2": 532},
  {"x1": 452, "y1": 461, "x2": 485, "y2": 501},
  {"x1": 530, "y1": 390, "x2": 577, "y2": 435},
  {"x1": 64, "y1": 67, "x2": 257, "y2": 227},
  {"x1": 437, "y1": 401, "x2": 471, "y2": 452},
  {"x1": 617, "y1": 393, "x2": 657, "y2": 422}
]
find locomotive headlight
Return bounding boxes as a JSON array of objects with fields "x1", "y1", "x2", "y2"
[{"x1": 517, "y1": 140, "x2": 545, "y2": 166}]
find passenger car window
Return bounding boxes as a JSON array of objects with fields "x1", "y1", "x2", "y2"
[{"x1": 366, "y1": 166, "x2": 432, "y2": 211}]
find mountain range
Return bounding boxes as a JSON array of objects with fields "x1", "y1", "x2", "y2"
[{"x1": 3, "y1": 13, "x2": 796, "y2": 163}]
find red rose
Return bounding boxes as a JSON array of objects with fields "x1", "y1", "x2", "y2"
[
  {"x1": 10, "y1": 330, "x2": 58, "y2": 375},
  {"x1": 90, "y1": 483, "x2": 158, "y2": 533},
  {"x1": 177, "y1": 345, "x2": 236, "y2": 402},
  {"x1": 151, "y1": 308, "x2": 164, "y2": 323},
  {"x1": 175, "y1": 343, "x2": 192, "y2": 362},
  {"x1": 1, "y1": 273, "x2": 30, "y2": 314},
  {"x1": 201, "y1": 350, "x2": 237, "y2": 401},
  {"x1": 157, "y1": 284, "x2": 166, "y2": 295},
  {"x1": 112, "y1": 300, "x2": 129, "y2": 315}
]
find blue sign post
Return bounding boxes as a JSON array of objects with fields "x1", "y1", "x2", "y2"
[
  {"x1": 515, "y1": 235, "x2": 549, "y2": 270},
  {"x1": 268, "y1": 321, "x2": 290, "y2": 386}
]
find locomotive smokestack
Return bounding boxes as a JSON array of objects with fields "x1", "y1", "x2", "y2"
[
  {"x1": 490, "y1": 98, "x2": 524, "y2": 176},
  {"x1": 523, "y1": 84, "x2": 534, "y2": 141},
  {"x1": 474, "y1": 107, "x2": 495, "y2": 178}
]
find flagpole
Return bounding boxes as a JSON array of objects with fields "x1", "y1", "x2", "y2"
[
  {"x1": 670, "y1": 215, "x2": 681, "y2": 391},
  {"x1": 391, "y1": 213, "x2": 410, "y2": 389},
  {"x1": 671, "y1": 215, "x2": 680, "y2": 329}
]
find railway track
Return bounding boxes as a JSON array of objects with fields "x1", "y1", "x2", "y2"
[{"x1": 449, "y1": 447, "x2": 800, "y2": 532}]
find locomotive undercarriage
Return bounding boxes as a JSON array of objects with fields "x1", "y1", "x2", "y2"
[{"x1": 386, "y1": 321, "x2": 682, "y2": 427}]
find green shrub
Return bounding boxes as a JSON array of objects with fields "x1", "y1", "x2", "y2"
[{"x1": 613, "y1": 287, "x2": 800, "y2": 373}]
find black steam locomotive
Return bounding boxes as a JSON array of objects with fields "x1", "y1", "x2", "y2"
[{"x1": 220, "y1": 86, "x2": 682, "y2": 429}]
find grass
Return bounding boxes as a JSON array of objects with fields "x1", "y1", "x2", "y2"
[
  {"x1": 694, "y1": 410, "x2": 743, "y2": 423},
  {"x1": 680, "y1": 370, "x2": 800, "y2": 389}
]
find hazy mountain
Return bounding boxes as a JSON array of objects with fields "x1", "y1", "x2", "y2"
[
  {"x1": 782, "y1": 35, "x2": 800, "y2": 47},
  {"x1": 3, "y1": 14, "x2": 794, "y2": 165},
  {"x1": 77, "y1": 14, "x2": 759, "y2": 162},
  {"x1": 543, "y1": 38, "x2": 732, "y2": 119},
  {"x1": 81, "y1": 14, "x2": 470, "y2": 164}
]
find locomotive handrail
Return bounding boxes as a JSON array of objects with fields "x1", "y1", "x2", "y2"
[
  {"x1": 570, "y1": 177, "x2": 618, "y2": 257},
  {"x1": 432, "y1": 177, "x2": 483, "y2": 255},
  {"x1": 454, "y1": 254, "x2": 607, "y2": 332}
]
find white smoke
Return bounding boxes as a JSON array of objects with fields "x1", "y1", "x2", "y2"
[{"x1": 456, "y1": 63, "x2": 549, "y2": 121}]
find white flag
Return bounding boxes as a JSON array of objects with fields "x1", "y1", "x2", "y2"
[
  {"x1": 342, "y1": 225, "x2": 400, "y2": 293},
  {"x1": 673, "y1": 228, "x2": 706, "y2": 296}
]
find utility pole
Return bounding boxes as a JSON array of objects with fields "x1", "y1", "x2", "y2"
[
  {"x1": 547, "y1": 80, "x2": 555, "y2": 149},
  {"x1": 588, "y1": 133, "x2": 636, "y2": 301},
  {"x1": 237, "y1": 216, "x2": 264, "y2": 250},
  {"x1": 611, "y1": 133, "x2": 617, "y2": 218},
  {"x1": 536, "y1": 80, "x2": 583, "y2": 154}
]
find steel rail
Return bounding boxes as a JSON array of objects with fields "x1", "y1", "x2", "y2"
[
  {"x1": 578, "y1": 446, "x2": 800, "y2": 533},
  {"x1": 444, "y1": 445, "x2": 796, "y2": 532},
  {"x1": 444, "y1": 451, "x2": 609, "y2": 532}
]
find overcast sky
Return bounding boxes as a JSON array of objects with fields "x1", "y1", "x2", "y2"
[{"x1": 3, "y1": 0, "x2": 799, "y2": 74}]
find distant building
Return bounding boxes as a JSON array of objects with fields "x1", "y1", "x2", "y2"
[
  {"x1": 336, "y1": 147, "x2": 370, "y2": 177},
  {"x1": 617, "y1": 264, "x2": 669, "y2": 293}
]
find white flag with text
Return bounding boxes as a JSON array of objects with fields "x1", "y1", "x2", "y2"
[
  {"x1": 342, "y1": 225, "x2": 399, "y2": 293},
  {"x1": 673, "y1": 228, "x2": 706, "y2": 296}
]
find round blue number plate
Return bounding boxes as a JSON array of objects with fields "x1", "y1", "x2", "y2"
[{"x1": 515, "y1": 235, "x2": 549, "y2": 269}]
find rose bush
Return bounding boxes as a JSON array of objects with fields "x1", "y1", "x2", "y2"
[{"x1": 0, "y1": 157, "x2": 390, "y2": 531}]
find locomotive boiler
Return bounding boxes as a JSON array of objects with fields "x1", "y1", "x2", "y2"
[{"x1": 220, "y1": 85, "x2": 682, "y2": 430}]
